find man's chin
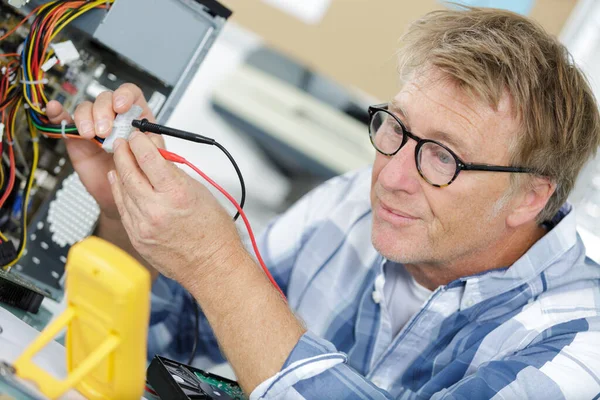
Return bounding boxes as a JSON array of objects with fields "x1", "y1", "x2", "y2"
[{"x1": 371, "y1": 228, "x2": 416, "y2": 264}]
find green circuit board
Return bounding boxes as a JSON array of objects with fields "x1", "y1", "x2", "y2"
[{"x1": 193, "y1": 370, "x2": 246, "y2": 400}]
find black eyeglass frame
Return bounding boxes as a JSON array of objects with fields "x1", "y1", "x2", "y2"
[{"x1": 367, "y1": 103, "x2": 536, "y2": 187}]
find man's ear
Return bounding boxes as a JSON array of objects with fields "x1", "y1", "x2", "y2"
[{"x1": 506, "y1": 177, "x2": 556, "y2": 228}]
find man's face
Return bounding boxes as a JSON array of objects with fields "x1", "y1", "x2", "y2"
[{"x1": 370, "y1": 68, "x2": 519, "y2": 265}]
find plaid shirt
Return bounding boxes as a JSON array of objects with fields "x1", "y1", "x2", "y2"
[{"x1": 148, "y1": 168, "x2": 600, "y2": 399}]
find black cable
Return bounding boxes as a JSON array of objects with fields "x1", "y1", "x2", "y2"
[
  {"x1": 187, "y1": 300, "x2": 200, "y2": 365},
  {"x1": 213, "y1": 141, "x2": 245, "y2": 221},
  {"x1": 132, "y1": 118, "x2": 246, "y2": 221}
]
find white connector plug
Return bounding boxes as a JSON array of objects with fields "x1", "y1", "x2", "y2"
[
  {"x1": 102, "y1": 105, "x2": 144, "y2": 153},
  {"x1": 8, "y1": 0, "x2": 30, "y2": 8}
]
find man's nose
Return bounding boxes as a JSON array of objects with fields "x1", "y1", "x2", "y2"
[{"x1": 378, "y1": 140, "x2": 421, "y2": 194}]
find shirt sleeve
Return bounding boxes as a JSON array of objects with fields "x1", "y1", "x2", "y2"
[
  {"x1": 431, "y1": 320, "x2": 600, "y2": 400},
  {"x1": 250, "y1": 331, "x2": 393, "y2": 400},
  {"x1": 146, "y1": 169, "x2": 368, "y2": 366},
  {"x1": 250, "y1": 319, "x2": 600, "y2": 399}
]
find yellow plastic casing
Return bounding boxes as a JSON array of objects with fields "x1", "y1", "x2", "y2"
[{"x1": 13, "y1": 236, "x2": 150, "y2": 399}]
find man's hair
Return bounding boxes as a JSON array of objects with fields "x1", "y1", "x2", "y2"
[{"x1": 397, "y1": 6, "x2": 600, "y2": 222}]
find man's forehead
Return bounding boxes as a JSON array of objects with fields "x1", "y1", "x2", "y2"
[
  {"x1": 390, "y1": 88, "x2": 478, "y2": 156},
  {"x1": 395, "y1": 69, "x2": 515, "y2": 118},
  {"x1": 390, "y1": 74, "x2": 517, "y2": 160}
]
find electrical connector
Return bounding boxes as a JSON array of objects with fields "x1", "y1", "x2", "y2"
[
  {"x1": 0, "y1": 241, "x2": 17, "y2": 265},
  {"x1": 102, "y1": 105, "x2": 144, "y2": 153},
  {"x1": 50, "y1": 41, "x2": 80, "y2": 66},
  {"x1": 8, "y1": 0, "x2": 30, "y2": 8}
]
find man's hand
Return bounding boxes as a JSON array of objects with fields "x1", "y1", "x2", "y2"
[
  {"x1": 107, "y1": 131, "x2": 306, "y2": 394},
  {"x1": 108, "y1": 131, "x2": 241, "y2": 283},
  {"x1": 47, "y1": 83, "x2": 164, "y2": 279},
  {"x1": 46, "y1": 83, "x2": 163, "y2": 220}
]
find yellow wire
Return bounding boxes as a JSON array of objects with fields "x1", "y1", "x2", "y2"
[
  {"x1": 24, "y1": 21, "x2": 41, "y2": 111},
  {"x1": 4, "y1": 111, "x2": 38, "y2": 269},
  {"x1": 50, "y1": 0, "x2": 113, "y2": 42},
  {"x1": 23, "y1": 0, "x2": 113, "y2": 111},
  {"x1": 24, "y1": 1, "x2": 63, "y2": 110},
  {"x1": 10, "y1": 98, "x2": 21, "y2": 144},
  {"x1": 0, "y1": 232, "x2": 7, "y2": 242},
  {"x1": 23, "y1": 42, "x2": 44, "y2": 113}
]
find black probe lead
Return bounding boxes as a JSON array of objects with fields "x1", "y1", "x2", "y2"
[{"x1": 132, "y1": 119, "x2": 246, "y2": 221}]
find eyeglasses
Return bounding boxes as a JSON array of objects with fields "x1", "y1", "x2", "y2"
[{"x1": 367, "y1": 104, "x2": 535, "y2": 187}]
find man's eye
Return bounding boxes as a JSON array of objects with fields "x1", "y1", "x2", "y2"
[{"x1": 437, "y1": 151, "x2": 452, "y2": 164}]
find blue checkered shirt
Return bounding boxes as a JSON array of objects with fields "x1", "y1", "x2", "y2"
[{"x1": 148, "y1": 168, "x2": 600, "y2": 399}]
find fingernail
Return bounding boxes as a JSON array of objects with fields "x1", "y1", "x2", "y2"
[
  {"x1": 96, "y1": 119, "x2": 111, "y2": 134},
  {"x1": 130, "y1": 130, "x2": 141, "y2": 140},
  {"x1": 79, "y1": 120, "x2": 94, "y2": 135},
  {"x1": 114, "y1": 96, "x2": 127, "y2": 109},
  {"x1": 107, "y1": 170, "x2": 116, "y2": 184}
]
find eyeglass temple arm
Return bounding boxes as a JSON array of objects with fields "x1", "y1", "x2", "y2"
[{"x1": 460, "y1": 163, "x2": 534, "y2": 174}]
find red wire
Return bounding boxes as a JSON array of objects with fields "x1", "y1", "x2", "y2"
[
  {"x1": 144, "y1": 384, "x2": 158, "y2": 396},
  {"x1": 158, "y1": 148, "x2": 287, "y2": 301},
  {"x1": 0, "y1": 115, "x2": 17, "y2": 209}
]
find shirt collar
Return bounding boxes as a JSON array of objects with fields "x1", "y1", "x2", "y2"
[{"x1": 459, "y1": 203, "x2": 579, "y2": 302}]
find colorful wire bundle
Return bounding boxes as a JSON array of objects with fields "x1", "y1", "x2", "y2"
[
  {"x1": 0, "y1": 1, "x2": 112, "y2": 269},
  {"x1": 20, "y1": 0, "x2": 112, "y2": 145}
]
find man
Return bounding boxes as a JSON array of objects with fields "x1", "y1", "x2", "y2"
[{"x1": 46, "y1": 7, "x2": 600, "y2": 399}]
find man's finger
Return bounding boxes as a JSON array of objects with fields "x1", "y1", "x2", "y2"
[
  {"x1": 114, "y1": 83, "x2": 155, "y2": 122},
  {"x1": 73, "y1": 101, "x2": 97, "y2": 139},
  {"x1": 148, "y1": 133, "x2": 165, "y2": 149},
  {"x1": 92, "y1": 91, "x2": 116, "y2": 138},
  {"x1": 108, "y1": 170, "x2": 137, "y2": 225},
  {"x1": 128, "y1": 131, "x2": 177, "y2": 191},
  {"x1": 46, "y1": 100, "x2": 73, "y2": 125},
  {"x1": 112, "y1": 139, "x2": 153, "y2": 199}
]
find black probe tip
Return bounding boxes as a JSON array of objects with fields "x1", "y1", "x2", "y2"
[{"x1": 131, "y1": 119, "x2": 146, "y2": 132}]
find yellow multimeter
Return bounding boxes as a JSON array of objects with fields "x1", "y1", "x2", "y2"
[{"x1": 13, "y1": 236, "x2": 150, "y2": 399}]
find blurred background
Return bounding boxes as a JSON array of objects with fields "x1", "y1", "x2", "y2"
[{"x1": 162, "y1": 0, "x2": 600, "y2": 260}]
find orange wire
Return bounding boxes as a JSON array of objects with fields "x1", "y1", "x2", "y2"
[
  {"x1": 34, "y1": 2, "x2": 88, "y2": 105},
  {"x1": 0, "y1": 112, "x2": 17, "y2": 210},
  {"x1": 0, "y1": 53, "x2": 20, "y2": 58},
  {"x1": 40, "y1": 3, "x2": 75, "y2": 60},
  {"x1": 0, "y1": 60, "x2": 19, "y2": 112},
  {"x1": 0, "y1": 100, "x2": 17, "y2": 113},
  {"x1": 0, "y1": 4, "x2": 45, "y2": 41},
  {"x1": 41, "y1": 133, "x2": 104, "y2": 147}
]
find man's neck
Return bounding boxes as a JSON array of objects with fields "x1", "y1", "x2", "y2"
[{"x1": 405, "y1": 223, "x2": 548, "y2": 291}]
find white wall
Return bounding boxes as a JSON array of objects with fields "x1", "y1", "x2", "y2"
[
  {"x1": 163, "y1": 23, "x2": 292, "y2": 234},
  {"x1": 561, "y1": 0, "x2": 600, "y2": 261}
]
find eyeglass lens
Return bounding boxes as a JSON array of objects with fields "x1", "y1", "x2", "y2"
[{"x1": 369, "y1": 110, "x2": 458, "y2": 186}]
